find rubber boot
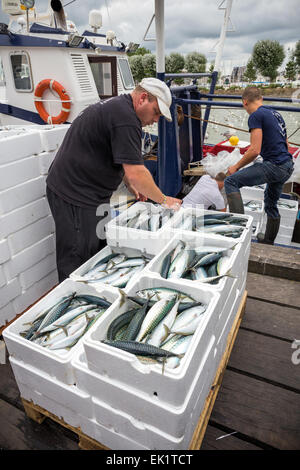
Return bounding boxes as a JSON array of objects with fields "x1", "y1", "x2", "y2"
[
  {"x1": 226, "y1": 192, "x2": 244, "y2": 214},
  {"x1": 257, "y1": 216, "x2": 281, "y2": 245}
]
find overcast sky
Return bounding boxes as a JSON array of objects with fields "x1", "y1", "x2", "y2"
[{"x1": 1, "y1": 0, "x2": 299, "y2": 74}]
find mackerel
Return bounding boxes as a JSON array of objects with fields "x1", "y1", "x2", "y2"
[
  {"x1": 136, "y1": 287, "x2": 196, "y2": 303},
  {"x1": 165, "y1": 335, "x2": 193, "y2": 369},
  {"x1": 106, "y1": 307, "x2": 140, "y2": 341},
  {"x1": 35, "y1": 292, "x2": 76, "y2": 335},
  {"x1": 135, "y1": 296, "x2": 178, "y2": 342},
  {"x1": 102, "y1": 340, "x2": 184, "y2": 358},
  {"x1": 147, "y1": 298, "x2": 180, "y2": 347}
]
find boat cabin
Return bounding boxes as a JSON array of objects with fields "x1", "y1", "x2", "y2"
[{"x1": 0, "y1": 0, "x2": 135, "y2": 125}]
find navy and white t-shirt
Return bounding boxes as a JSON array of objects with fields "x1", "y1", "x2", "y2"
[
  {"x1": 248, "y1": 105, "x2": 292, "y2": 164},
  {"x1": 47, "y1": 94, "x2": 143, "y2": 208}
]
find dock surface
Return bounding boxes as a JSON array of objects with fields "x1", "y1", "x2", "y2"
[{"x1": 0, "y1": 243, "x2": 300, "y2": 450}]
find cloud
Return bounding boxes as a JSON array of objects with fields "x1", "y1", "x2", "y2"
[{"x1": 0, "y1": 0, "x2": 299, "y2": 71}]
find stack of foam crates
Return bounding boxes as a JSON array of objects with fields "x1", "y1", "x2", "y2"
[
  {"x1": 240, "y1": 186, "x2": 298, "y2": 245},
  {"x1": 4, "y1": 204, "x2": 252, "y2": 450}
]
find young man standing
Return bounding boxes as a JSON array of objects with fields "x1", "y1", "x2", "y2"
[{"x1": 224, "y1": 86, "x2": 294, "y2": 245}]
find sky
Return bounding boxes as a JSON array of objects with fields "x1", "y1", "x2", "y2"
[{"x1": 1, "y1": 0, "x2": 299, "y2": 75}]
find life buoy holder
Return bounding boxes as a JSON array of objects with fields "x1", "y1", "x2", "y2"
[{"x1": 34, "y1": 79, "x2": 71, "y2": 124}]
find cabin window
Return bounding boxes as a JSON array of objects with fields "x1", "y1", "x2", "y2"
[
  {"x1": 88, "y1": 56, "x2": 117, "y2": 99},
  {"x1": 118, "y1": 58, "x2": 134, "y2": 89},
  {"x1": 0, "y1": 57, "x2": 5, "y2": 86},
  {"x1": 10, "y1": 52, "x2": 33, "y2": 92}
]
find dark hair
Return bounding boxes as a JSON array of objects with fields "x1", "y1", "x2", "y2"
[
  {"x1": 215, "y1": 172, "x2": 226, "y2": 182},
  {"x1": 242, "y1": 86, "x2": 262, "y2": 103}
]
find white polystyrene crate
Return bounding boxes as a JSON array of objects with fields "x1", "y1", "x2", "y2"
[
  {"x1": 3, "y1": 279, "x2": 121, "y2": 385},
  {"x1": 105, "y1": 201, "x2": 182, "y2": 255},
  {"x1": 9, "y1": 356, "x2": 93, "y2": 423},
  {"x1": 80, "y1": 414, "x2": 149, "y2": 451},
  {"x1": 168, "y1": 207, "x2": 253, "y2": 245},
  {"x1": 144, "y1": 231, "x2": 245, "y2": 298},
  {"x1": 73, "y1": 334, "x2": 216, "y2": 439},
  {"x1": 240, "y1": 185, "x2": 265, "y2": 201},
  {"x1": 276, "y1": 198, "x2": 298, "y2": 225},
  {"x1": 214, "y1": 281, "x2": 246, "y2": 367},
  {"x1": 92, "y1": 395, "x2": 185, "y2": 450},
  {"x1": 69, "y1": 243, "x2": 153, "y2": 294},
  {"x1": 82, "y1": 273, "x2": 220, "y2": 408}
]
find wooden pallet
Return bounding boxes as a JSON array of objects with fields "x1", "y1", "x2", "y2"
[{"x1": 21, "y1": 290, "x2": 247, "y2": 451}]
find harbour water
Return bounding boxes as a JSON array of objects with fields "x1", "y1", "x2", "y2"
[{"x1": 205, "y1": 100, "x2": 300, "y2": 147}]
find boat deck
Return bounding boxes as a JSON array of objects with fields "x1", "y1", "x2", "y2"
[{"x1": 0, "y1": 244, "x2": 300, "y2": 450}]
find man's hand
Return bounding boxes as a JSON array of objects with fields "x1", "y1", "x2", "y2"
[
  {"x1": 227, "y1": 164, "x2": 239, "y2": 176},
  {"x1": 125, "y1": 181, "x2": 148, "y2": 202},
  {"x1": 163, "y1": 196, "x2": 182, "y2": 210}
]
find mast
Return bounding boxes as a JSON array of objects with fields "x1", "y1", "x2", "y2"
[
  {"x1": 154, "y1": 0, "x2": 165, "y2": 80},
  {"x1": 214, "y1": 0, "x2": 234, "y2": 73}
]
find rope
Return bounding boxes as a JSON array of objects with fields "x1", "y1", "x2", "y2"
[{"x1": 183, "y1": 113, "x2": 300, "y2": 147}]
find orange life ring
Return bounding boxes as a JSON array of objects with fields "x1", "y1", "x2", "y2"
[{"x1": 34, "y1": 79, "x2": 71, "y2": 124}]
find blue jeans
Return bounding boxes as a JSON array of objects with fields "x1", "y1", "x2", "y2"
[{"x1": 224, "y1": 159, "x2": 294, "y2": 218}]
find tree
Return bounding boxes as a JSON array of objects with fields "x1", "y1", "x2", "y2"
[
  {"x1": 285, "y1": 60, "x2": 297, "y2": 81},
  {"x1": 127, "y1": 47, "x2": 151, "y2": 57},
  {"x1": 252, "y1": 40, "x2": 285, "y2": 82},
  {"x1": 243, "y1": 58, "x2": 257, "y2": 82},
  {"x1": 128, "y1": 55, "x2": 144, "y2": 83},
  {"x1": 185, "y1": 52, "x2": 206, "y2": 73},
  {"x1": 294, "y1": 40, "x2": 300, "y2": 70},
  {"x1": 141, "y1": 53, "x2": 156, "y2": 77},
  {"x1": 165, "y1": 52, "x2": 185, "y2": 84}
]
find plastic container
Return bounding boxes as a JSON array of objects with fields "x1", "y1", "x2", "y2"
[
  {"x1": 144, "y1": 231, "x2": 246, "y2": 299},
  {"x1": 240, "y1": 185, "x2": 265, "y2": 201},
  {"x1": 3, "y1": 279, "x2": 121, "y2": 384},
  {"x1": 168, "y1": 207, "x2": 253, "y2": 246},
  {"x1": 70, "y1": 244, "x2": 153, "y2": 294},
  {"x1": 73, "y1": 334, "x2": 216, "y2": 440},
  {"x1": 83, "y1": 273, "x2": 221, "y2": 408},
  {"x1": 105, "y1": 202, "x2": 182, "y2": 255},
  {"x1": 9, "y1": 356, "x2": 93, "y2": 425}
]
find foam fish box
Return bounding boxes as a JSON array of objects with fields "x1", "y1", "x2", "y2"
[
  {"x1": 277, "y1": 198, "x2": 298, "y2": 225},
  {"x1": 144, "y1": 231, "x2": 246, "y2": 298},
  {"x1": 242, "y1": 199, "x2": 264, "y2": 227},
  {"x1": 69, "y1": 244, "x2": 153, "y2": 294},
  {"x1": 9, "y1": 356, "x2": 93, "y2": 426},
  {"x1": 82, "y1": 273, "x2": 221, "y2": 408},
  {"x1": 168, "y1": 207, "x2": 253, "y2": 246},
  {"x1": 240, "y1": 185, "x2": 265, "y2": 201},
  {"x1": 105, "y1": 202, "x2": 181, "y2": 255},
  {"x1": 3, "y1": 279, "x2": 121, "y2": 385},
  {"x1": 73, "y1": 334, "x2": 216, "y2": 442}
]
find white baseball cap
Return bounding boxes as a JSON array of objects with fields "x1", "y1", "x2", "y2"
[{"x1": 139, "y1": 77, "x2": 172, "y2": 122}]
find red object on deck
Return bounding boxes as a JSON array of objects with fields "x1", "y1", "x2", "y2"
[{"x1": 203, "y1": 140, "x2": 250, "y2": 157}]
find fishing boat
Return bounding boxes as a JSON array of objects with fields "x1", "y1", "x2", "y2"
[
  {"x1": 1, "y1": 0, "x2": 300, "y2": 452},
  {"x1": 0, "y1": 0, "x2": 136, "y2": 126}
]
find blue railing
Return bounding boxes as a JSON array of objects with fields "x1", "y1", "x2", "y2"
[{"x1": 156, "y1": 72, "x2": 300, "y2": 197}]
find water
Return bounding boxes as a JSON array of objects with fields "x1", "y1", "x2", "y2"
[{"x1": 204, "y1": 101, "x2": 300, "y2": 148}]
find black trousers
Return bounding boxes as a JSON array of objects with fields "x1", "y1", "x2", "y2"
[{"x1": 46, "y1": 186, "x2": 108, "y2": 283}]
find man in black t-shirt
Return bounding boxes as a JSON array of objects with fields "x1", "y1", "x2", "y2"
[{"x1": 46, "y1": 77, "x2": 182, "y2": 281}]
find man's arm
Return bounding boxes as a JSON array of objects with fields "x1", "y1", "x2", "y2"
[
  {"x1": 227, "y1": 128, "x2": 262, "y2": 175},
  {"x1": 123, "y1": 163, "x2": 182, "y2": 209}
]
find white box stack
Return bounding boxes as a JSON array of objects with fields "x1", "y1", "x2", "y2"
[
  {"x1": 260, "y1": 197, "x2": 298, "y2": 245},
  {"x1": 0, "y1": 125, "x2": 69, "y2": 328},
  {"x1": 4, "y1": 202, "x2": 251, "y2": 450}
]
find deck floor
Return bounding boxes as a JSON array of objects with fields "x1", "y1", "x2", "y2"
[{"x1": 1, "y1": 259, "x2": 300, "y2": 450}]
